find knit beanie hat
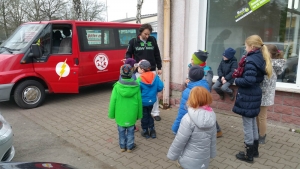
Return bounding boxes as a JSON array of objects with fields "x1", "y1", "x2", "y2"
[
  {"x1": 223, "y1": 48, "x2": 236, "y2": 60},
  {"x1": 125, "y1": 58, "x2": 136, "y2": 67},
  {"x1": 138, "y1": 59, "x2": 151, "y2": 71},
  {"x1": 192, "y1": 50, "x2": 209, "y2": 65},
  {"x1": 120, "y1": 64, "x2": 133, "y2": 77},
  {"x1": 189, "y1": 65, "x2": 204, "y2": 82}
]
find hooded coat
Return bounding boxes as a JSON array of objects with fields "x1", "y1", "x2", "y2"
[
  {"x1": 232, "y1": 50, "x2": 266, "y2": 118},
  {"x1": 167, "y1": 106, "x2": 217, "y2": 169},
  {"x1": 171, "y1": 79, "x2": 210, "y2": 134},
  {"x1": 260, "y1": 59, "x2": 285, "y2": 106},
  {"x1": 137, "y1": 72, "x2": 164, "y2": 106},
  {"x1": 108, "y1": 78, "x2": 143, "y2": 127}
]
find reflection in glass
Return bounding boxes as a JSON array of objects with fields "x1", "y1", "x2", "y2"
[{"x1": 206, "y1": 0, "x2": 300, "y2": 84}]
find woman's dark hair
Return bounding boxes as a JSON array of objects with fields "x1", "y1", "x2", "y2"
[
  {"x1": 266, "y1": 44, "x2": 284, "y2": 59},
  {"x1": 139, "y1": 23, "x2": 153, "y2": 34}
]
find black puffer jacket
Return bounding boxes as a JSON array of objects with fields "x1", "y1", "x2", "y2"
[
  {"x1": 217, "y1": 57, "x2": 238, "y2": 84},
  {"x1": 125, "y1": 36, "x2": 162, "y2": 71}
]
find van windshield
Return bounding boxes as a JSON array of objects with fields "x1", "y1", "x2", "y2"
[{"x1": 0, "y1": 24, "x2": 45, "y2": 53}]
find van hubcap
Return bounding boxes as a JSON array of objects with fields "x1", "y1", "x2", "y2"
[{"x1": 22, "y1": 86, "x2": 41, "y2": 104}]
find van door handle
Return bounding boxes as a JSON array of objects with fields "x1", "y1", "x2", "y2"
[{"x1": 74, "y1": 58, "x2": 79, "y2": 65}]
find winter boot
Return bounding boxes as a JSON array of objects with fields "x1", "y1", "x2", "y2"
[
  {"x1": 253, "y1": 140, "x2": 259, "y2": 157},
  {"x1": 149, "y1": 128, "x2": 156, "y2": 138},
  {"x1": 141, "y1": 129, "x2": 150, "y2": 139},
  {"x1": 259, "y1": 134, "x2": 266, "y2": 144},
  {"x1": 228, "y1": 89, "x2": 235, "y2": 101},
  {"x1": 236, "y1": 144, "x2": 254, "y2": 163},
  {"x1": 239, "y1": 141, "x2": 259, "y2": 158}
]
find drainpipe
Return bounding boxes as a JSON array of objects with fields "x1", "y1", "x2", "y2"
[{"x1": 162, "y1": 0, "x2": 170, "y2": 109}]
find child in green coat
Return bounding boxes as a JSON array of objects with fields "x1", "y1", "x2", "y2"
[{"x1": 108, "y1": 64, "x2": 143, "y2": 153}]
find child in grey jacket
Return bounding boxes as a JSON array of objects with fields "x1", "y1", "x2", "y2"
[{"x1": 167, "y1": 87, "x2": 217, "y2": 169}]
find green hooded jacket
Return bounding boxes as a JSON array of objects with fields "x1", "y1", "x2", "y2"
[{"x1": 108, "y1": 78, "x2": 143, "y2": 127}]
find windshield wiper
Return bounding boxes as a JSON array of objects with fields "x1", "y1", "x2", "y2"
[{"x1": 0, "y1": 46, "x2": 13, "y2": 54}]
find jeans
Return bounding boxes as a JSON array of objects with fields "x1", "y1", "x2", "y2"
[
  {"x1": 212, "y1": 80, "x2": 233, "y2": 95},
  {"x1": 242, "y1": 116, "x2": 259, "y2": 145},
  {"x1": 117, "y1": 125, "x2": 135, "y2": 149},
  {"x1": 141, "y1": 105, "x2": 154, "y2": 130}
]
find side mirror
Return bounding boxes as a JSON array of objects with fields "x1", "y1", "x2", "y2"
[{"x1": 29, "y1": 44, "x2": 42, "y2": 58}]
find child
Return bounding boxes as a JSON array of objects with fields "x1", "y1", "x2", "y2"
[
  {"x1": 121, "y1": 58, "x2": 139, "y2": 132},
  {"x1": 108, "y1": 64, "x2": 143, "y2": 152},
  {"x1": 233, "y1": 35, "x2": 272, "y2": 162},
  {"x1": 136, "y1": 60, "x2": 164, "y2": 139},
  {"x1": 186, "y1": 50, "x2": 223, "y2": 138},
  {"x1": 167, "y1": 87, "x2": 217, "y2": 169},
  {"x1": 212, "y1": 47, "x2": 238, "y2": 100},
  {"x1": 257, "y1": 44, "x2": 285, "y2": 144},
  {"x1": 186, "y1": 50, "x2": 213, "y2": 88},
  {"x1": 172, "y1": 65, "x2": 210, "y2": 134}
]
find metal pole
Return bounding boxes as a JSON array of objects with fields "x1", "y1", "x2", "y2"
[{"x1": 106, "y1": 0, "x2": 108, "y2": 21}]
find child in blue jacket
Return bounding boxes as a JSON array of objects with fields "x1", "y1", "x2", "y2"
[
  {"x1": 137, "y1": 60, "x2": 164, "y2": 139},
  {"x1": 172, "y1": 65, "x2": 210, "y2": 134}
]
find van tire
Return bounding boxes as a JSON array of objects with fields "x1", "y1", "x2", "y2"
[{"x1": 14, "y1": 80, "x2": 45, "y2": 109}]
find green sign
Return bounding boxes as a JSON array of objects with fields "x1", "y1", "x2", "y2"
[
  {"x1": 235, "y1": 0, "x2": 270, "y2": 22},
  {"x1": 249, "y1": 0, "x2": 270, "y2": 12}
]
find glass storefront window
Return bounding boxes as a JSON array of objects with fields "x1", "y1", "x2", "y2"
[{"x1": 206, "y1": 0, "x2": 300, "y2": 84}]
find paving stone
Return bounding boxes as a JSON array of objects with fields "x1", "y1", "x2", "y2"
[
  {"x1": 260, "y1": 153, "x2": 280, "y2": 163},
  {"x1": 116, "y1": 156, "x2": 131, "y2": 166},
  {"x1": 251, "y1": 162, "x2": 272, "y2": 169},
  {"x1": 130, "y1": 155, "x2": 148, "y2": 164},
  {"x1": 5, "y1": 86, "x2": 300, "y2": 169},
  {"x1": 210, "y1": 160, "x2": 229, "y2": 169},
  {"x1": 278, "y1": 158, "x2": 298, "y2": 168},
  {"x1": 125, "y1": 161, "x2": 145, "y2": 169},
  {"x1": 223, "y1": 158, "x2": 241, "y2": 168},
  {"x1": 155, "y1": 159, "x2": 172, "y2": 169},
  {"x1": 264, "y1": 159, "x2": 285, "y2": 169}
]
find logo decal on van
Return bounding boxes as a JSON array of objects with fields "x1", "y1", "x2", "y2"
[
  {"x1": 94, "y1": 53, "x2": 109, "y2": 71},
  {"x1": 55, "y1": 59, "x2": 70, "y2": 80}
]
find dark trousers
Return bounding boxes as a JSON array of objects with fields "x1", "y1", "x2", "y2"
[
  {"x1": 216, "y1": 121, "x2": 221, "y2": 132},
  {"x1": 141, "y1": 105, "x2": 154, "y2": 130}
]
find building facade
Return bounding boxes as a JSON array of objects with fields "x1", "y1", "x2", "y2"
[{"x1": 159, "y1": 0, "x2": 300, "y2": 126}]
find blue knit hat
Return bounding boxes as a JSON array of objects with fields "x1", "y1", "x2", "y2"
[{"x1": 223, "y1": 48, "x2": 236, "y2": 60}]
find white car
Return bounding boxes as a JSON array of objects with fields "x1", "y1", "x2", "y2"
[{"x1": 0, "y1": 112, "x2": 15, "y2": 161}]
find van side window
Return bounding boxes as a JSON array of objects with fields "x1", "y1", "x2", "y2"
[
  {"x1": 118, "y1": 29, "x2": 137, "y2": 46},
  {"x1": 51, "y1": 25, "x2": 72, "y2": 54},
  {"x1": 77, "y1": 27, "x2": 115, "y2": 51}
]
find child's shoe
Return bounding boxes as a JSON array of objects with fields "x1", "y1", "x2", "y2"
[
  {"x1": 134, "y1": 126, "x2": 139, "y2": 132},
  {"x1": 150, "y1": 128, "x2": 156, "y2": 138},
  {"x1": 120, "y1": 148, "x2": 126, "y2": 152},
  {"x1": 217, "y1": 131, "x2": 223, "y2": 138},
  {"x1": 229, "y1": 89, "x2": 235, "y2": 101},
  {"x1": 127, "y1": 143, "x2": 136, "y2": 153},
  {"x1": 141, "y1": 129, "x2": 150, "y2": 138}
]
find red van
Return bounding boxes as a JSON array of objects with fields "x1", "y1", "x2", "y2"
[{"x1": 0, "y1": 20, "x2": 140, "y2": 109}]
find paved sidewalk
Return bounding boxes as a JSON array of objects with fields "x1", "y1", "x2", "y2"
[{"x1": 1, "y1": 84, "x2": 300, "y2": 169}]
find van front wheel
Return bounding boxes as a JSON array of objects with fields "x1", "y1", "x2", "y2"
[{"x1": 14, "y1": 80, "x2": 45, "y2": 109}]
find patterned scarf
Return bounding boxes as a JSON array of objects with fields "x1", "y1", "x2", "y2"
[{"x1": 232, "y1": 55, "x2": 247, "y2": 78}]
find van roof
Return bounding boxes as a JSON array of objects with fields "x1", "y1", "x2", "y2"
[{"x1": 23, "y1": 20, "x2": 141, "y2": 28}]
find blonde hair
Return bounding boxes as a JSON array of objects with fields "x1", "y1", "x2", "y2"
[
  {"x1": 245, "y1": 35, "x2": 272, "y2": 79},
  {"x1": 187, "y1": 87, "x2": 212, "y2": 108}
]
